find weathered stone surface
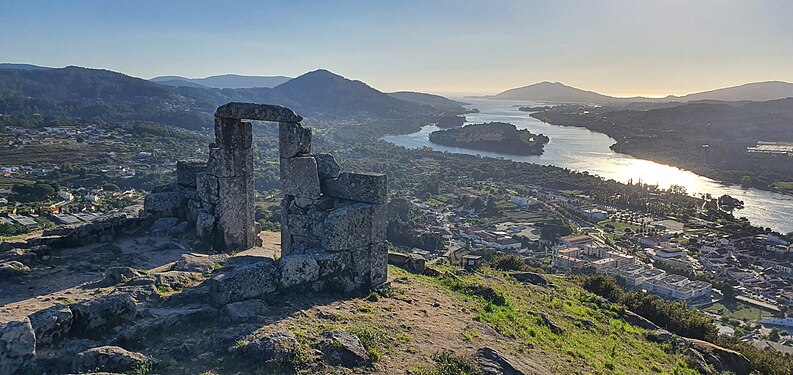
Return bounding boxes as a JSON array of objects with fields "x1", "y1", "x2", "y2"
[
  {"x1": 103, "y1": 267, "x2": 142, "y2": 285},
  {"x1": 29, "y1": 305, "x2": 73, "y2": 345},
  {"x1": 196, "y1": 173, "x2": 219, "y2": 204},
  {"x1": 0, "y1": 260, "x2": 30, "y2": 278},
  {"x1": 215, "y1": 175, "x2": 256, "y2": 252},
  {"x1": 151, "y1": 217, "x2": 179, "y2": 233},
  {"x1": 314, "y1": 153, "x2": 340, "y2": 178},
  {"x1": 511, "y1": 272, "x2": 548, "y2": 286},
  {"x1": 0, "y1": 318, "x2": 36, "y2": 375},
  {"x1": 682, "y1": 338, "x2": 751, "y2": 375},
  {"x1": 73, "y1": 346, "x2": 152, "y2": 374},
  {"x1": 241, "y1": 330, "x2": 300, "y2": 362},
  {"x1": 176, "y1": 159, "x2": 206, "y2": 187},
  {"x1": 371, "y1": 203, "x2": 387, "y2": 243},
  {"x1": 320, "y1": 329, "x2": 369, "y2": 367},
  {"x1": 220, "y1": 299, "x2": 269, "y2": 323},
  {"x1": 387, "y1": 251, "x2": 426, "y2": 273},
  {"x1": 154, "y1": 271, "x2": 201, "y2": 290},
  {"x1": 175, "y1": 253, "x2": 217, "y2": 274},
  {"x1": 622, "y1": 310, "x2": 660, "y2": 330},
  {"x1": 322, "y1": 203, "x2": 374, "y2": 251},
  {"x1": 537, "y1": 313, "x2": 563, "y2": 334},
  {"x1": 314, "y1": 251, "x2": 351, "y2": 277},
  {"x1": 143, "y1": 191, "x2": 186, "y2": 218},
  {"x1": 280, "y1": 156, "x2": 321, "y2": 199},
  {"x1": 70, "y1": 294, "x2": 137, "y2": 335},
  {"x1": 195, "y1": 211, "x2": 216, "y2": 243},
  {"x1": 209, "y1": 260, "x2": 279, "y2": 304},
  {"x1": 473, "y1": 347, "x2": 550, "y2": 375},
  {"x1": 279, "y1": 122, "x2": 311, "y2": 158},
  {"x1": 279, "y1": 254, "x2": 320, "y2": 287},
  {"x1": 216, "y1": 102, "x2": 303, "y2": 123},
  {"x1": 369, "y1": 242, "x2": 388, "y2": 286},
  {"x1": 321, "y1": 172, "x2": 387, "y2": 204}
]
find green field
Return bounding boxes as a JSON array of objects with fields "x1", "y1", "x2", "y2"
[
  {"x1": 597, "y1": 219, "x2": 641, "y2": 232},
  {"x1": 703, "y1": 301, "x2": 773, "y2": 322}
]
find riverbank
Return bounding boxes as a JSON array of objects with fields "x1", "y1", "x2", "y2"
[{"x1": 528, "y1": 106, "x2": 793, "y2": 198}]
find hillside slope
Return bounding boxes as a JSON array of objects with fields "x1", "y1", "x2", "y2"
[{"x1": 151, "y1": 74, "x2": 291, "y2": 89}]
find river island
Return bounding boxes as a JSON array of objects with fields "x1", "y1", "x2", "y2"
[{"x1": 428, "y1": 122, "x2": 550, "y2": 155}]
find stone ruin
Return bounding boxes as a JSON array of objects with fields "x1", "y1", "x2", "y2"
[{"x1": 143, "y1": 103, "x2": 388, "y2": 295}]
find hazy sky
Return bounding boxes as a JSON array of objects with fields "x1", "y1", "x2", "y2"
[{"x1": 2, "y1": 0, "x2": 792, "y2": 96}]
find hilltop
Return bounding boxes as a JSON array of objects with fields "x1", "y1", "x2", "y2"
[{"x1": 0, "y1": 227, "x2": 714, "y2": 374}]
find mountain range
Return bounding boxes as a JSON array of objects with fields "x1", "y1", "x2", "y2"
[
  {"x1": 490, "y1": 80, "x2": 793, "y2": 104},
  {"x1": 0, "y1": 66, "x2": 451, "y2": 131},
  {"x1": 150, "y1": 74, "x2": 292, "y2": 89}
]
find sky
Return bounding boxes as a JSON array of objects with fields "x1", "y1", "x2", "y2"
[{"x1": 2, "y1": 0, "x2": 792, "y2": 96}]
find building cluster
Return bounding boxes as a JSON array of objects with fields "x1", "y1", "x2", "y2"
[
  {"x1": 746, "y1": 141, "x2": 793, "y2": 157},
  {"x1": 552, "y1": 234, "x2": 713, "y2": 303}
]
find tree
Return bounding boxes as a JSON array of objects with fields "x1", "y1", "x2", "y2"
[
  {"x1": 740, "y1": 175, "x2": 752, "y2": 188},
  {"x1": 102, "y1": 183, "x2": 120, "y2": 192}
]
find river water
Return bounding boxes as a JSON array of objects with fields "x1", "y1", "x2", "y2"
[{"x1": 383, "y1": 98, "x2": 793, "y2": 234}]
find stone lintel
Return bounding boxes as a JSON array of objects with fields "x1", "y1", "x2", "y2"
[{"x1": 215, "y1": 102, "x2": 303, "y2": 123}]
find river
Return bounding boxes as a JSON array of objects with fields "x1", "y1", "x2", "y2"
[{"x1": 383, "y1": 98, "x2": 793, "y2": 234}]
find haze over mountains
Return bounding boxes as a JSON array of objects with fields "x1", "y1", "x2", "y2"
[
  {"x1": 150, "y1": 74, "x2": 292, "y2": 89},
  {"x1": 490, "y1": 80, "x2": 793, "y2": 104}
]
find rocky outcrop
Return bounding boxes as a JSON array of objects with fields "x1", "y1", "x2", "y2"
[
  {"x1": 320, "y1": 329, "x2": 369, "y2": 367},
  {"x1": 220, "y1": 299, "x2": 269, "y2": 323},
  {"x1": 239, "y1": 330, "x2": 300, "y2": 363},
  {"x1": 0, "y1": 318, "x2": 36, "y2": 375},
  {"x1": 29, "y1": 305, "x2": 73, "y2": 345},
  {"x1": 72, "y1": 346, "x2": 152, "y2": 374},
  {"x1": 70, "y1": 294, "x2": 137, "y2": 336},
  {"x1": 473, "y1": 347, "x2": 550, "y2": 375},
  {"x1": 679, "y1": 338, "x2": 751, "y2": 375}
]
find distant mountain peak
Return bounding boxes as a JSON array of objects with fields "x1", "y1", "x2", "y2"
[{"x1": 150, "y1": 73, "x2": 291, "y2": 89}]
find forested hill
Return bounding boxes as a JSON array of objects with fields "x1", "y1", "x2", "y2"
[{"x1": 0, "y1": 66, "x2": 444, "y2": 131}]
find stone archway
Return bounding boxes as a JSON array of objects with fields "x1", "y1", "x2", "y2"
[{"x1": 144, "y1": 103, "x2": 388, "y2": 292}]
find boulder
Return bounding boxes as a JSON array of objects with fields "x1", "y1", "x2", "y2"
[
  {"x1": 510, "y1": 272, "x2": 548, "y2": 286},
  {"x1": 143, "y1": 192, "x2": 186, "y2": 218},
  {"x1": 537, "y1": 313, "x2": 563, "y2": 334},
  {"x1": 320, "y1": 329, "x2": 369, "y2": 367},
  {"x1": 175, "y1": 253, "x2": 217, "y2": 273},
  {"x1": 388, "y1": 251, "x2": 426, "y2": 273},
  {"x1": 313, "y1": 153, "x2": 340, "y2": 178},
  {"x1": 209, "y1": 260, "x2": 279, "y2": 304},
  {"x1": 70, "y1": 294, "x2": 137, "y2": 336},
  {"x1": 0, "y1": 260, "x2": 30, "y2": 278},
  {"x1": 73, "y1": 346, "x2": 152, "y2": 374},
  {"x1": 102, "y1": 267, "x2": 142, "y2": 285},
  {"x1": 622, "y1": 310, "x2": 660, "y2": 330},
  {"x1": 168, "y1": 221, "x2": 191, "y2": 235},
  {"x1": 220, "y1": 299, "x2": 269, "y2": 323},
  {"x1": 154, "y1": 271, "x2": 201, "y2": 290},
  {"x1": 241, "y1": 330, "x2": 300, "y2": 362},
  {"x1": 280, "y1": 156, "x2": 321, "y2": 199},
  {"x1": 29, "y1": 305, "x2": 73, "y2": 345},
  {"x1": 473, "y1": 347, "x2": 550, "y2": 375},
  {"x1": 150, "y1": 217, "x2": 180, "y2": 234},
  {"x1": 0, "y1": 318, "x2": 36, "y2": 375},
  {"x1": 279, "y1": 254, "x2": 319, "y2": 287},
  {"x1": 279, "y1": 122, "x2": 311, "y2": 158},
  {"x1": 321, "y1": 172, "x2": 387, "y2": 204}
]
